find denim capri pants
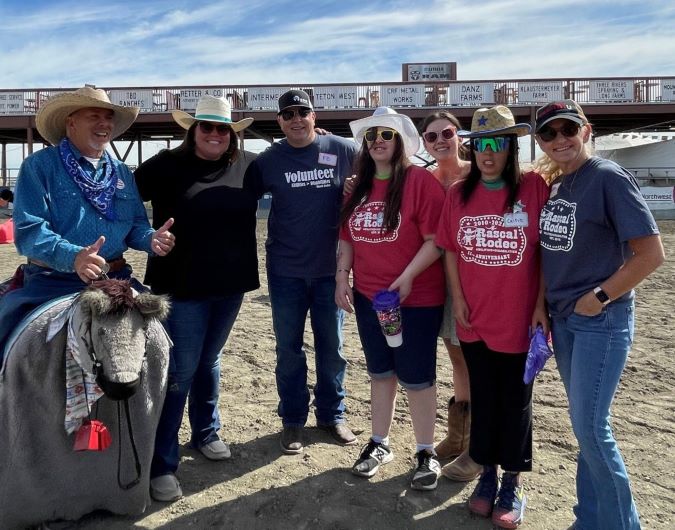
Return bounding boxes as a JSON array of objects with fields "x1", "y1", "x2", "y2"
[{"x1": 353, "y1": 290, "x2": 443, "y2": 390}]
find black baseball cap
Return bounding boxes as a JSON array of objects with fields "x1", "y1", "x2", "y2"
[
  {"x1": 0, "y1": 188, "x2": 13, "y2": 202},
  {"x1": 535, "y1": 100, "x2": 587, "y2": 132},
  {"x1": 278, "y1": 89, "x2": 313, "y2": 113}
]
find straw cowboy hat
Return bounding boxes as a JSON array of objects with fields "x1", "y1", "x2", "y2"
[
  {"x1": 350, "y1": 106, "x2": 420, "y2": 158},
  {"x1": 458, "y1": 105, "x2": 531, "y2": 138},
  {"x1": 172, "y1": 95, "x2": 253, "y2": 132},
  {"x1": 36, "y1": 85, "x2": 140, "y2": 146}
]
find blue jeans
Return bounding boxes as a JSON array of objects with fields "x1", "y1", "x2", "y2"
[
  {"x1": 267, "y1": 272, "x2": 346, "y2": 427},
  {"x1": 151, "y1": 294, "x2": 243, "y2": 478},
  {"x1": 552, "y1": 299, "x2": 641, "y2": 530}
]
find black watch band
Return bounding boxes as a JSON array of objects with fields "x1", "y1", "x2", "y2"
[{"x1": 593, "y1": 286, "x2": 611, "y2": 305}]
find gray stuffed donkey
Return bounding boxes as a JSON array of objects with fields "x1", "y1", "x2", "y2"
[{"x1": 0, "y1": 280, "x2": 171, "y2": 528}]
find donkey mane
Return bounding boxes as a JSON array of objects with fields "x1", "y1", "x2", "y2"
[{"x1": 86, "y1": 279, "x2": 136, "y2": 314}]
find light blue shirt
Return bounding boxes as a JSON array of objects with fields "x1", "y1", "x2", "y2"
[{"x1": 13, "y1": 143, "x2": 154, "y2": 272}]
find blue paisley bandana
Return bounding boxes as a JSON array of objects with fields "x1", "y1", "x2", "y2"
[{"x1": 59, "y1": 138, "x2": 117, "y2": 220}]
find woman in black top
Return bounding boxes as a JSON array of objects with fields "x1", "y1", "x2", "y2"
[{"x1": 135, "y1": 95, "x2": 259, "y2": 502}]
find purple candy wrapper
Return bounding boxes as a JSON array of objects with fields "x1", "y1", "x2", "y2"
[{"x1": 523, "y1": 326, "x2": 553, "y2": 384}]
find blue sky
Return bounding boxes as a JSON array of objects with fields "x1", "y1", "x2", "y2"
[{"x1": 1, "y1": 0, "x2": 674, "y2": 88}]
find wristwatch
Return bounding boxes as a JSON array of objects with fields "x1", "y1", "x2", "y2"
[{"x1": 593, "y1": 286, "x2": 611, "y2": 305}]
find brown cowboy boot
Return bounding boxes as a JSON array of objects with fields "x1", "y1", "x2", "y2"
[
  {"x1": 435, "y1": 396, "x2": 470, "y2": 460},
  {"x1": 441, "y1": 449, "x2": 482, "y2": 481}
]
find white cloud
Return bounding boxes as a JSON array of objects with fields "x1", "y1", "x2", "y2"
[{"x1": 0, "y1": 0, "x2": 673, "y2": 87}]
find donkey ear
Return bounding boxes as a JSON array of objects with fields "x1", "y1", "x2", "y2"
[
  {"x1": 135, "y1": 293, "x2": 171, "y2": 321},
  {"x1": 79, "y1": 289, "x2": 113, "y2": 317}
]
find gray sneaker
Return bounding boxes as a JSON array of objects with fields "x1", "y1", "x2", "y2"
[
  {"x1": 352, "y1": 439, "x2": 394, "y2": 478},
  {"x1": 150, "y1": 473, "x2": 182, "y2": 502},
  {"x1": 199, "y1": 439, "x2": 231, "y2": 460},
  {"x1": 411, "y1": 450, "x2": 441, "y2": 490}
]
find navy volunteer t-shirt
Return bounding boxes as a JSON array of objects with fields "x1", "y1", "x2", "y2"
[
  {"x1": 539, "y1": 156, "x2": 659, "y2": 317},
  {"x1": 249, "y1": 135, "x2": 357, "y2": 278}
]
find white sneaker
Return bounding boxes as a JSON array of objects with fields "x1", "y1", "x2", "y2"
[
  {"x1": 150, "y1": 473, "x2": 182, "y2": 502},
  {"x1": 199, "y1": 439, "x2": 231, "y2": 460}
]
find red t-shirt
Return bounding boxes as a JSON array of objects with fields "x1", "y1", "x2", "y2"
[
  {"x1": 435, "y1": 171, "x2": 550, "y2": 352},
  {"x1": 340, "y1": 166, "x2": 445, "y2": 307}
]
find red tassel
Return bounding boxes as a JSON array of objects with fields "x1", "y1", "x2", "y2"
[
  {"x1": 96, "y1": 421, "x2": 112, "y2": 450},
  {"x1": 73, "y1": 420, "x2": 111, "y2": 451}
]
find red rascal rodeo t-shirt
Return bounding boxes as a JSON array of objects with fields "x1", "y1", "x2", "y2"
[
  {"x1": 435, "y1": 171, "x2": 550, "y2": 353},
  {"x1": 340, "y1": 166, "x2": 445, "y2": 307}
]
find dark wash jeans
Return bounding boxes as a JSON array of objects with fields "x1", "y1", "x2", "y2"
[
  {"x1": 151, "y1": 294, "x2": 243, "y2": 478},
  {"x1": 267, "y1": 272, "x2": 347, "y2": 427}
]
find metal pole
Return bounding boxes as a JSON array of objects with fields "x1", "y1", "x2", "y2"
[
  {"x1": 1, "y1": 142, "x2": 6, "y2": 186},
  {"x1": 27, "y1": 125, "x2": 34, "y2": 155},
  {"x1": 530, "y1": 106, "x2": 537, "y2": 162}
]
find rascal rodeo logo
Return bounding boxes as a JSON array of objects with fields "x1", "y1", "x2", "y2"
[{"x1": 457, "y1": 215, "x2": 526, "y2": 266}]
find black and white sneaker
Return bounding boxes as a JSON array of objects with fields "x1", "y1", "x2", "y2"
[
  {"x1": 351, "y1": 439, "x2": 394, "y2": 478},
  {"x1": 411, "y1": 449, "x2": 441, "y2": 490}
]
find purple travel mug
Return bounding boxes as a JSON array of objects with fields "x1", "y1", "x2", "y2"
[{"x1": 372, "y1": 290, "x2": 403, "y2": 347}]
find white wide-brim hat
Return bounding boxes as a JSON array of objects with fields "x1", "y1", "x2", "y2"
[
  {"x1": 172, "y1": 95, "x2": 253, "y2": 133},
  {"x1": 350, "y1": 107, "x2": 420, "y2": 158},
  {"x1": 36, "y1": 85, "x2": 139, "y2": 146}
]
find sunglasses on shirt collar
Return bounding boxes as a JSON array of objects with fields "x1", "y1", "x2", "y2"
[{"x1": 471, "y1": 136, "x2": 511, "y2": 153}]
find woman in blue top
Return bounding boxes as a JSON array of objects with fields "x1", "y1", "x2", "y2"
[{"x1": 534, "y1": 100, "x2": 664, "y2": 530}]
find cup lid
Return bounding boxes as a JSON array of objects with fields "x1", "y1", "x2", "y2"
[{"x1": 372, "y1": 290, "x2": 400, "y2": 311}]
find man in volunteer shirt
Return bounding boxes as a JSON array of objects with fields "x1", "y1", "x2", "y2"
[{"x1": 248, "y1": 89, "x2": 357, "y2": 454}]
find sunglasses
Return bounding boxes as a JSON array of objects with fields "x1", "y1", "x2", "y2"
[
  {"x1": 364, "y1": 128, "x2": 398, "y2": 143},
  {"x1": 279, "y1": 108, "x2": 313, "y2": 121},
  {"x1": 422, "y1": 127, "x2": 456, "y2": 143},
  {"x1": 471, "y1": 136, "x2": 511, "y2": 153},
  {"x1": 198, "y1": 121, "x2": 231, "y2": 135},
  {"x1": 537, "y1": 121, "x2": 582, "y2": 142}
]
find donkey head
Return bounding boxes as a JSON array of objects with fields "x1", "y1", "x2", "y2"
[{"x1": 78, "y1": 280, "x2": 170, "y2": 400}]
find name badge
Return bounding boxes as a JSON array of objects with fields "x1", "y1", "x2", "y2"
[
  {"x1": 504, "y1": 212, "x2": 528, "y2": 227},
  {"x1": 116, "y1": 179, "x2": 125, "y2": 190},
  {"x1": 550, "y1": 183, "x2": 560, "y2": 198},
  {"x1": 318, "y1": 152, "x2": 337, "y2": 166}
]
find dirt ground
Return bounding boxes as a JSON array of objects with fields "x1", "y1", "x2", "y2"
[{"x1": 1, "y1": 220, "x2": 673, "y2": 530}]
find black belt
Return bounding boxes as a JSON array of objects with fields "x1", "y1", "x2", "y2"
[{"x1": 29, "y1": 256, "x2": 126, "y2": 273}]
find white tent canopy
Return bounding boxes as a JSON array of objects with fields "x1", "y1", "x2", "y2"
[{"x1": 596, "y1": 134, "x2": 675, "y2": 179}]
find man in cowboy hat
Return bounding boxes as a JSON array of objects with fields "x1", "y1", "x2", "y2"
[
  {"x1": 247, "y1": 89, "x2": 358, "y2": 454},
  {"x1": 0, "y1": 85, "x2": 175, "y2": 362}
]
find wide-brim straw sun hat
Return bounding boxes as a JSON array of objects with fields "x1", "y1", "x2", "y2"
[
  {"x1": 36, "y1": 85, "x2": 140, "y2": 146},
  {"x1": 349, "y1": 106, "x2": 420, "y2": 158},
  {"x1": 458, "y1": 105, "x2": 531, "y2": 138},
  {"x1": 172, "y1": 95, "x2": 253, "y2": 132}
]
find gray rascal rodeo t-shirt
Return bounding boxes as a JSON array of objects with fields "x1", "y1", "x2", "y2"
[{"x1": 539, "y1": 156, "x2": 659, "y2": 317}]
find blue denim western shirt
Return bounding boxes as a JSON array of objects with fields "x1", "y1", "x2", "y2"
[{"x1": 13, "y1": 143, "x2": 154, "y2": 272}]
